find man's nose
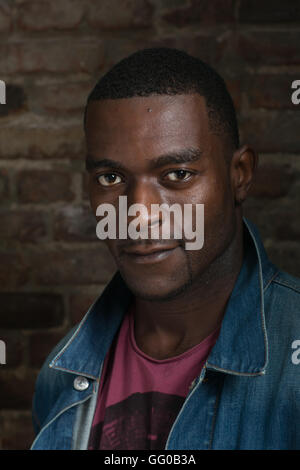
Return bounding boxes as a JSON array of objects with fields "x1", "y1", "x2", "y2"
[{"x1": 126, "y1": 180, "x2": 163, "y2": 232}]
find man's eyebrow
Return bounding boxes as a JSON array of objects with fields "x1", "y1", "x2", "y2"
[
  {"x1": 148, "y1": 148, "x2": 203, "y2": 169},
  {"x1": 85, "y1": 148, "x2": 203, "y2": 172},
  {"x1": 86, "y1": 156, "x2": 126, "y2": 172}
]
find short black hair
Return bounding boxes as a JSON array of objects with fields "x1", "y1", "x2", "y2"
[{"x1": 84, "y1": 47, "x2": 239, "y2": 150}]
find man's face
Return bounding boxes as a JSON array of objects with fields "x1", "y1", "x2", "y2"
[{"x1": 86, "y1": 94, "x2": 237, "y2": 301}]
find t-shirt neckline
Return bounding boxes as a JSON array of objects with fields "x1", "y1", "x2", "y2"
[{"x1": 128, "y1": 306, "x2": 221, "y2": 364}]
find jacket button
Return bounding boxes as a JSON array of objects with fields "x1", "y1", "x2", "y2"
[{"x1": 73, "y1": 376, "x2": 89, "y2": 391}]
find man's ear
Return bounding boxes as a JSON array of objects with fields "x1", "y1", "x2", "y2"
[{"x1": 231, "y1": 145, "x2": 258, "y2": 206}]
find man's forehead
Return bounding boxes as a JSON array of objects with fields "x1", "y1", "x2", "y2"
[
  {"x1": 85, "y1": 93, "x2": 209, "y2": 136},
  {"x1": 85, "y1": 94, "x2": 227, "y2": 172}
]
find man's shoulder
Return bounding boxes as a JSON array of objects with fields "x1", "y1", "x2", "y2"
[
  {"x1": 268, "y1": 269, "x2": 300, "y2": 317},
  {"x1": 270, "y1": 269, "x2": 300, "y2": 295},
  {"x1": 265, "y1": 268, "x2": 300, "y2": 329},
  {"x1": 264, "y1": 269, "x2": 300, "y2": 382}
]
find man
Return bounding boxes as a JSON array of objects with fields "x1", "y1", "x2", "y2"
[{"x1": 31, "y1": 48, "x2": 300, "y2": 450}]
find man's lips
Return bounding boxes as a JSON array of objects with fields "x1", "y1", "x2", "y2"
[
  {"x1": 123, "y1": 244, "x2": 178, "y2": 256},
  {"x1": 120, "y1": 244, "x2": 179, "y2": 264}
]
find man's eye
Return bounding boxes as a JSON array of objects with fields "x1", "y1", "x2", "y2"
[
  {"x1": 165, "y1": 170, "x2": 192, "y2": 182},
  {"x1": 97, "y1": 173, "x2": 122, "y2": 186}
]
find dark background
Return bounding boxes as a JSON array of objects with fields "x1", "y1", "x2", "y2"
[{"x1": 0, "y1": 0, "x2": 300, "y2": 450}]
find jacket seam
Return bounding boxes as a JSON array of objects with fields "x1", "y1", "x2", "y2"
[
  {"x1": 71, "y1": 381, "x2": 98, "y2": 450},
  {"x1": 263, "y1": 271, "x2": 280, "y2": 292},
  {"x1": 244, "y1": 217, "x2": 269, "y2": 373},
  {"x1": 208, "y1": 375, "x2": 224, "y2": 450},
  {"x1": 51, "y1": 319, "x2": 86, "y2": 366},
  {"x1": 50, "y1": 291, "x2": 102, "y2": 369},
  {"x1": 206, "y1": 364, "x2": 265, "y2": 376},
  {"x1": 271, "y1": 279, "x2": 300, "y2": 294},
  {"x1": 32, "y1": 403, "x2": 41, "y2": 434},
  {"x1": 30, "y1": 392, "x2": 95, "y2": 450},
  {"x1": 49, "y1": 364, "x2": 99, "y2": 381}
]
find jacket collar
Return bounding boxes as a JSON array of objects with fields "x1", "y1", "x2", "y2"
[
  {"x1": 50, "y1": 217, "x2": 278, "y2": 379},
  {"x1": 50, "y1": 271, "x2": 132, "y2": 379},
  {"x1": 206, "y1": 217, "x2": 278, "y2": 375}
]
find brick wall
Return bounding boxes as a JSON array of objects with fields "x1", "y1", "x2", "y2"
[{"x1": 0, "y1": 0, "x2": 300, "y2": 450}]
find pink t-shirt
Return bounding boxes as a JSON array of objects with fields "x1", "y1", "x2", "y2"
[{"x1": 88, "y1": 306, "x2": 220, "y2": 450}]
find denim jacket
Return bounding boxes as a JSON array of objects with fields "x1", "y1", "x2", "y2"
[{"x1": 31, "y1": 218, "x2": 300, "y2": 450}]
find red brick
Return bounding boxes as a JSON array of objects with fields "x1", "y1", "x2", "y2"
[
  {"x1": 163, "y1": 0, "x2": 235, "y2": 27},
  {"x1": 0, "y1": 124, "x2": 85, "y2": 159},
  {"x1": 239, "y1": 0, "x2": 300, "y2": 23},
  {"x1": 273, "y1": 208, "x2": 300, "y2": 242},
  {"x1": 29, "y1": 331, "x2": 67, "y2": 368},
  {"x1": 0, "y1": 252, "x2": 30, "y2": 288},
  {"x1": 87, "y1": 0, "x2": 154, "y2": 31},
  {"x1": 247, "y1": 75, "x2": 300, "y2": 109},
  {"x1": 175, "y1": 34, "x2": 225, "y2": 66},
  {"x1": 17, "y1": 170, "x2": 75, "y2": 203},
  {"x1": 0, "y1": 84, "x2": 26, "y2": 117},
  {"x1": 101, "y1": 34, "x2": 222, "y2": 75},
  {"x1": 17, "y1": 0, "x2": 85, "y2": 32},
  {"x1": 243, "y1": 198, "x2": 274, "y2": 241},
  {"x1": 0, "y1": 371, "x2": 37, "y2": 409},
  {"x1": 249, "y1": 164, "x2": 295, "y2": 198},
  {"x1": 0, "y1": 44, "x2": 19, "y2": 74},
  {"x1": 1, "y1": 412, "x2": 34, "y2": 450},
  {"x1": 0, "y1": 168, "x2": 10, "y2": 202},
  {"x1": 0, "y1": 39, "x2": 104, "y2": 74},
  {"x1": 0, "y1": 1, "x2": 12, "y2": 33},
  {"x1": 225, "y1": 77, "x2": 242, "y2": 110},
  {"x1": 82, "y1": 172, "x2": 89, "y2": 201},
  {"x1": 237, "y1": 31, "x2": 300, "y2": 66},
  {"x1": 0, "y1": 293, "x2": 64, "y2": 329},
  {"x1": 242, "y1": 199, "x2": 300, "y2": 257},
  {"x1": 0, "y1": 210, "x2": 47, "y2": 242},
  {"x1": 69, "y1": 291, "x2": 102, "y2": 325},
  {"x1": 33, "y1": 81, "x2": 92, "y2": 113},
  {"x1": 101, "y1": 36, "x2": 155, "y2": 72},
  {"x1": 53, "y1": 205, "x2": 97, "y2": 242},
  {"x1": 146, "y1": 34, "x2": 224, "y2": 70},
  {"x1": 240, "y1": 111, "x2": 300, "y2": 153},
  {"x1": 32, "y1": 246, "x2": 116, "y2": 285},
  {"x1": 265, "y1": 242, "x2": 300, "y2": 278},
  {"x1": 244, "y1": 200, "x2": 300, "y2": 257}
]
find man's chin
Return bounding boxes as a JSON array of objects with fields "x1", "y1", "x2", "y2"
[{"x1": 120, "y1": 273, "x2": 194, "y2": 303}]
